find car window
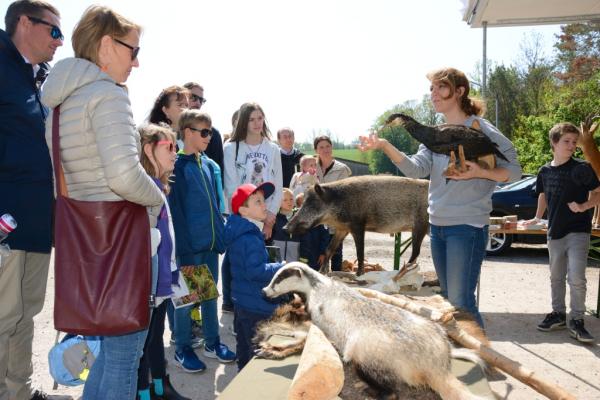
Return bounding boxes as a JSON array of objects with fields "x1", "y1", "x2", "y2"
[{"x1": 498, "y1": 177, "x2": 536, "y2": 191}]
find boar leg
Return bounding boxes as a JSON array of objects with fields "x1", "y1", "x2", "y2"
[
  {"x1": 350, "y1": 226, "x2": 366, "y2": 276},
  {"x1": 407, "y1": 219, "x2": 428, "y2": 264},
  {"x1": 320, "y1": 230, "x2": 348, "y2": 275}
]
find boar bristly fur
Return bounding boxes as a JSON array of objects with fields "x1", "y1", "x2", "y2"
[{"x1": 285, "y1": 175, "x2": 429, "y2": 275}]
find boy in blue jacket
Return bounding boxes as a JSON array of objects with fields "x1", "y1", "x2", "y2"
[
  {"x1": 169, "y1": 110, "x2": 235, "y2": 372},
  {"x1": 225, "y1": 182, "x2": 284, "y2": 370}
]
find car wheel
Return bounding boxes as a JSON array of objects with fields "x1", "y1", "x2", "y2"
[{"x1": 486, "y1": 232, "x2": 513, "y2": 256}]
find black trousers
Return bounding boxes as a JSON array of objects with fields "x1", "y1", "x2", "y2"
[
  {"x1": 234, "y1": 307, "x2": 270, "y2": 371},
  {"x1": 137, "y1": 301, "x2": 168, "y2": 390}
]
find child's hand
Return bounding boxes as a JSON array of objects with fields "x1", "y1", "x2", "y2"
[
  {"x1": 522, "y1": 218, "x2": 540, "y2": 226},
  {"x1": 568, "y1": 201, "x2": 587, "y2": 213}
]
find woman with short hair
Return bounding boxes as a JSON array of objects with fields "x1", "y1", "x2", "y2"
[{"x1": 42, "y1": 5, "x2": 163, "y2": 399}]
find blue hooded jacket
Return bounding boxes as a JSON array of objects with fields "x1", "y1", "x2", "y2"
[
  {"x1": 0, "y1": 29, "x2": 53, "y2": 252},
  {"x1": 225, "y1": 213, "x2": 283, "y2": 316},
  {"x1": 168, "y1": 152, "x2": 225, "y2": 265}
]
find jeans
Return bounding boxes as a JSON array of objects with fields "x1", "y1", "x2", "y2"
[
  {"x1": 172, "y1": 251, "x2": 220, "y2": 351},
  {"x1": 429, "y1": 224, "x2": 487, "y2": 327},
  {"x1": 83, "y1": 328, "x2": 148, "y2": 400},
  {"x1": 548, "y1": 232, "x2": 590, "y2": 320},
  {"x1": 234, "y1": 307, "x2": 269, "y2": 371}
]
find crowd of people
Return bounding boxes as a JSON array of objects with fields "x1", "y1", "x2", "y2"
[{"x1": 1, "y1": 1, "x2": 597, "y2": 400}]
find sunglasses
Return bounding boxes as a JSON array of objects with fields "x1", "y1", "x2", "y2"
[
  {"x1": 189, "y1": 94, "x2": 207, "y2": 104},
  {"x1": 189, "y1": 127, "x2": 213, "y2": 138},
  {"x1": 156, "y1": 140, "x2": 175, "y2": 152},
  {"x1": 113, "y1": 38, "x2": 140, "y2": 61},
  {"x1": 27, "y1": 16, "x2": 63, "y2": 40}
]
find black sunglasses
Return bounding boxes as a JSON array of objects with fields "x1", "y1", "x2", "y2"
[
  {"x1": 113, "y1": 38, "x2": 140, "y2": 61},
  {"x1": 190, "y1": 94, "x2": 207, "y2": 104},
  {"x1": 189, "y1": 127, "x2": 213, "y2": 138},
  {"x1": 27, "y1": 16, "x2": 63, "y2": 40}
]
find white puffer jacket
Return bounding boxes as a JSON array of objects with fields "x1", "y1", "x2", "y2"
[{"x1": 42, "y1": 58, "x2": 163, "y2": 217}]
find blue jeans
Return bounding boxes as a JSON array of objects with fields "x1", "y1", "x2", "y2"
[
  {"x1": 82, "y1": 328, "x2": 148, "y2": 400},
  {"x1": 429, "y1": 224, "x2": 487, "y2": 327},
  {"x1": 173, "y1": 251, "x2": 220, "y2": 351}
]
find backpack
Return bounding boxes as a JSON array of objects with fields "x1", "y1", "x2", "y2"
[{"x1": 48, "y1": 334, "x2": 102, "y2": 386}]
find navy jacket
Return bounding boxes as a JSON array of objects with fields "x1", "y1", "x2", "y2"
[
  {"x1": 0, "y1": 29, "x2": 53, "y2": 252},
  {"x1": 225, "y1": 214, "x2": 283, "y2": 316},
  {"x1": 281, "y1": 148, "x2": 304, "y2": 188},
  {"x1": 299, "y1": 224, "x2": 329, "y2": 270},
  {"x1": 169, "y1": 153, "x2": 225, "y2": 265},
  {"x1": 205, "y1": 127, "x2": 224, "y2": 183}
]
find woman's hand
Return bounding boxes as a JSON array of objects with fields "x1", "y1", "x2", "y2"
[
  {"x1": 358, "y1": 132, "x2": 386, "y2": 152},
  {"x1": 447, "y1": 160, "x2": 483, "y2": 180}
]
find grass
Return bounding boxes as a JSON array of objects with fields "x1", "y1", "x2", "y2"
[{"x1": 303, "y1": 148, "x2": 371, "y2": 164}]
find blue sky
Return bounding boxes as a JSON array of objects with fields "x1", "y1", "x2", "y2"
[{"x1": 1, "y1": 0, "x2": 562, "y2": 143}]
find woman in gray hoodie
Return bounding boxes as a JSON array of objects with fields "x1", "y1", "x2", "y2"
[
  {"x1": 358, "y1": 67, "x2": 521, "y2": 327},
  {"x1": 42, "y1": 5, "x2": 162, "y2": 400}
]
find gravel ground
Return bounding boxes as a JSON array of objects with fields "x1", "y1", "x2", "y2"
[{"x1": 30, "y1": 233, "x2": 600, "y2": 399}]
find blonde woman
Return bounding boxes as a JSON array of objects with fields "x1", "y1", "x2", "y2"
[{"x1": 42, "y1": 5, "x2": 162, "y2": 399}]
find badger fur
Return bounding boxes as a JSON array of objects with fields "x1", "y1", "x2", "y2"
[{"x1": 263, "y1": 262, "x2": 485, "y2": 400}]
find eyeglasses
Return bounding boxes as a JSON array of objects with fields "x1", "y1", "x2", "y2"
[
  {"x1": 113, "y1": 38, "x2": 140, "y2": 61},
  {"x1": 27, "y1": 16, "x2": 63, "y2": 40},
  {"x1": 189, "y1": 94, "x2": 207, "y2": 104},
  {"x1": 189, "y1": 127, "x2": 213, "y2": 138},
  {"x1": 156, "y1": 140, "x2": 175, "y2": 152}
]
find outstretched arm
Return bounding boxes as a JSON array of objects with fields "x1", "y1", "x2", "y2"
[{"x1": 358, "y1": 132, "x2": 407, "y2": 164}]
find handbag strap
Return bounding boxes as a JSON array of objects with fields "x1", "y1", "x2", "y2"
[{"x1": 51, "y1": 105, "x2": 69, "y2": 197}]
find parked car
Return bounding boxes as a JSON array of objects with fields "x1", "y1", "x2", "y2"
[{"x1": 486, "y1": 175, "x2": 547, "y2": 255}]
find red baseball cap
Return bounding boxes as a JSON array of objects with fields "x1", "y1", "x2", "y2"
[{"x1": 231, "y1": 182, "x2": 275, "y2": 215}]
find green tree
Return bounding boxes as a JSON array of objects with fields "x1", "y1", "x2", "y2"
[
  {"x1": 555, "y1": 22, "x2": 600, "y2": 83},
  {"x1": 368, "y1": 96, "x2": 440, "y2": 174}
]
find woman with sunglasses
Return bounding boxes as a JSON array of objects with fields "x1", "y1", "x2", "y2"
[
  {"x1": 223, "y1": 102, "x2": 283, "y2": 240},
  {"x1": 42, "y1": 5, "x2": 163, "y2": 399}
]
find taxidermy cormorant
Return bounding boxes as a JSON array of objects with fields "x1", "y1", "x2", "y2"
[{"x1": 385, "y1": 113, "x2": 508, "y2": 163}]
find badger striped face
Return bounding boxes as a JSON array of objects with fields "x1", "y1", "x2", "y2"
[{"x1": 262, "y1": 263, "x2": 318, "y2": 299}]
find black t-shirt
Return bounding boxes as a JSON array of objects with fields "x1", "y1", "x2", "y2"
[{"x1": 536, "y1": 158, "x2": 600, "y2": 239}]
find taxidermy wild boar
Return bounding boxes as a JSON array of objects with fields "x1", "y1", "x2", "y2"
[{"x1": 285, "y1": 175, "x2": 429, "y2": 275}]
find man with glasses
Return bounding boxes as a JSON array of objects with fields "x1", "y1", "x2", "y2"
[
  {"x1": 183, "y1": 82, "x2": 224, "y2": 177},
  {"x1": 0, "y1": 1, "x2": 62, "y2": 399}
]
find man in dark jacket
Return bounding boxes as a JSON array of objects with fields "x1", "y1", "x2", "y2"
[
  {"x1": 277, "y1": 127, "x2": 303, "y2": 188},
  {"x1": 0, "y1": 1, "x2": 62, "y2": 399},
  {"x1": 183, "y1": 82, "x2": 224, "y2": 176}
]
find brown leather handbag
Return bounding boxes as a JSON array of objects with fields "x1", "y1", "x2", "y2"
[{"x1": 51, "y1": 106, "x2": 151, "y2": 335}]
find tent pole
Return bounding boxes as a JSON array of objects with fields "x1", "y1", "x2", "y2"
[{"x1": 482, "y1": 21, "x2": 487, "y2": 97}]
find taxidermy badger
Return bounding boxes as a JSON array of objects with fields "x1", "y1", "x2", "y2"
[{"x1": 263, "y1": 263, "x2": 486, "y2": 400}]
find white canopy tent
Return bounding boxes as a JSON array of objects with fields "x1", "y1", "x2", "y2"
[{"x1": 460, "y1": 0, "x2": 600, "y2": 92}]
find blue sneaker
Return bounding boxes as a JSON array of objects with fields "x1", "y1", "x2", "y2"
[
  {"x1": 174, "y1": 347, "x2": 206, "y2": 372},
  {"x1": 203, "y1": 342, "x2": 236, "y2": 363}
]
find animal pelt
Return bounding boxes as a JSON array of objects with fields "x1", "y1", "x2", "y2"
[
  {"x1": 263, "y1": 264, "x2": 486, "y2": 400},
  {"x1": 252, "y1": 294, "x2": 312, "y2": 359}
]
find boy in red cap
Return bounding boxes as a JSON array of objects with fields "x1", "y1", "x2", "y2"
[{"x1": 224, "y1": 182, "x2": 284, "y2": 370}]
